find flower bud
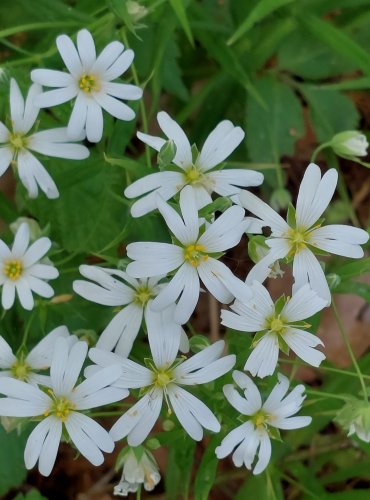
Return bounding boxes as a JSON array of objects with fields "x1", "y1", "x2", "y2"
[
  {"x1": 158, "y1": 139, "x2": 177, "y2": 168},
  {"x1": 270, "y1": 188, "x2": 292, "y2": 211},
  {"x1": 330, "y1": 131, "x2": 369, "y2": 158},
  {"x1": 127, "y1": 1, "x2": 148, "y2": 22},
  {"x1": 248, "y1": 236, "x2": 284, "y2": 279},
  {"x1": 114, "y1": 447, "x2": 161, "y2": 496},
  {"x1": 10, "y1": 217, "x2": 43, "y2": 241},
  {"x1": 336, "y1": 398, "x2": 370, "y2": 443}
]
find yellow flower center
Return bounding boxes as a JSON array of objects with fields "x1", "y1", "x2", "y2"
[
  {"x1": 79, "y1": 74, "x2": 100, "y2": 93},
  {"x1": 269, "y1": 317, "x2": 285, "y2": 334},
  {"x1": 287, "y1": 227, "x2": 308, "y2": 254},
  {"x1": 153, "y1": 368, "x2": 173, "y2": 388},
  {"x1": 45, "y1": 392, "x2": 76, "y2": 422},
  {"x1": 3, "y1": 259, "x2": 23, "y2": 280},
  {"x1": 183, "y1": 244, "x2": 208, "y2": 267},
  {"x1": 134, "y1": 285, "x2": 154, "y2": 306},
  {"x1": 184, "y1": 167, "x2": 202, "y2": 184},
  {"x1": 9, "y1": 133, "x2": 27, "y2": 151},
  {"x1": 10, "y1": 358, "x2": 31, "y2": 381},
  {"x1": 252, "y1": 410, "x2": 268, "y2": 428}
]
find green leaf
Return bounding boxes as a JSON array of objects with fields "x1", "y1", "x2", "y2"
[
  {"x1": 300, "y1": 14, "x2": 370, "y2": 77},
  {"x1": 165, "y1": 435, "x2": 195, "y2": 499},
  {"x1": 246, "y1": 76, "x2": 304, "y2": 162},
  {"x1": 14, "y1": 489, "x2": 47, "y2": 500},
  {"x1": 193, "y1": 435, "x2": 219, "y2": 500},
  {"x1": 169, "y1": 0, "x2": 194, "y2": 46},
  {"x1": 0, "y1": 426, "x2": 28, "y2": 496},
  {"x1": 227, "y1": 0, "x2": 296, "y2": 46},
  {"x1": 301, "y1": 87, "x2": 360, "y2": 142}
]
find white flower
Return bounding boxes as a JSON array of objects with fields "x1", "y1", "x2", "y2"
[
  {"x1": 0, "y1": 222, "x2": 59, "y2": 310},
  {"x1": 114, "y1": 447, "x2": 160, "y2": 496},
  {"x1": 0, "y1": 337, "x2": 127, "y2": 476},
  {"x1": 0, "y1": 326, "x2": 72, "y2": 385},
  {"x1": 124, "y1": 111, "x2": 263, "y2": 217},
  {"x1": 222, "y1": 282, "x2": 326, "y2": 378},
  {"x1": 0, "y1": 79, "x2": 89, "y2": 198},
  {"x1": 240, "y1": 163, "x2": 369, "y2": 303},
  {"x1": 216, "y1": 371, "x2": 311, "y2": 474},
  {"x1": 88, "y1": 310, "x2": 236, "y2": 445},
  {"x1": 31, "y1": 29, "x2": 143, "y2": 143},
  {"x1": 126, "y1": 186, "x2": 252, "y2": 323},
  {"x1": 73, "y1": 265, "x2": 189, "y2": 356},
  {"x1": 330, "y1": 130, "x2": 369, "y2": 157}
]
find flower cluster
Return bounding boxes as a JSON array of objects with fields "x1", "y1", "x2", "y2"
[{"x1": 0, "y1": 26, "x2": 369, "y2": 497}]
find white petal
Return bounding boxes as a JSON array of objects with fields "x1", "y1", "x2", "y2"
[
  {"x1": 175, "y1": 340, "x2": 225, "y2": 377},
  {"x1": 273, "y1": 415, "x2": 312, "y2": 430},
  {"x1": 97, "y1": 304, "x2": 143, "y2": 357},
  {"x1": 147, "y1": 307, "x2": 181, "y2": 367},
  {"x1": 15, "y1": 279, "x2": 34, "y2": 310},
  {"x1": 157, "y1": 111, "x2": 192, "y2": 169},
  {"x1": 238, "y1": 190, "x2": 290, "y2": 235},
  {"x1": 30, "y1": 417, "x2": 62, "y2": 477},
  {"x1": 198, "y1": 205, "x2": 246, "y2": 252},
  {"x1": 103, "y1": 49, "x2": 134, "y2": 80},
  {"x1": 197, "y1": 258, "x2": 234, "y2": 303},
  {"x1": 246, "y1": 239, "x2": 290, "y2": 284},
  {"x1": 126, "y1": 242, "x2": 184, "y2": 277},
  {"x1": 65, "y1": 412, "x2": 104, "y2": 466},
  {"x1": 210, "y1": 169, "x2": 264, "y2": 196},
  {"x1": 91, "y1": 41, "x2": 124, "y2": 74},
  {"x1": 282, "y1": 284, "x2": 327, "y2": 322},
  {"x1": 24, "y1": 417, "x2": 53, "y2": 470},
  {"x1": 29, "y1": 130, "x2": 89, "y2": 160},
  {"x1": 56, "y1": 34, "x2": 82, "y2": 77},
  {"x1": 34, "y1": 86, "x2": 78, "y2": 108},
  {"x1": 67, "y1": 92, "x2": 88, "y2": 140},
  {"x1": 27, "y1": 326, "x2": 69, "y2": 369},
  {"x1": 85, "y1": 99, "x2": 103, "y2": 143},
  {"x1": 156, "y1": 193, "x2": 194, "y2": 245},
  {"x1": 9, "y1": 79, "x2": 24, "y2": 130},
  {"x1": 60, "y1": 341, "x2": 88, "y2": 393},
  {"x1": 136, "y1": 131, "x2": 165, "y2": 152},
  {"x1": 284, "y1": 328, "x2": 325, "y2": 367},
  {"x1": 244, "y1": 334, "x2": 279, "y2": 378},
  {"x1": 0, "y1": 147, "x2": 12, "y2": 177},
  {"x1": 296, "y1": 164, "x2": 338, "y2": 229},
  {"x1": 103, "y1": 82, "x2": 142, "y2": 100},
  {"x1": 253, "y1": 429, "x2": 271, "y2": 475},
  {"x1": 311, "y1": 224, "x2": 369, "y2": 245},
  {"x1": 168, "y1": 385, "x2": 220, "y2": 437},
  {"x1": 223, "y1": 384, "x2": 255, "y2": 415},
  {"x1": 94, "y1": 92, "x2": 135, "y2": 120},
  {"x1": 215, "y1": 422, "x2": 252, "y2": 459},
  {"x1": 31, "y1": 69, "x2": 74, "y2": 88},
  {"x1": 292, "y1": 249, "x2": 331, "y2": 304},
  {"x1": 22, "y1": 83, "x2": 43, "y2": 134},
  {"x1": 0, "y1": 336, "x2": 16, "y2": 368},
  {"x1": 178, "y1": 185, "x2": 200, "y2": 244},
  {"x1": 176, "y1": 355, "x2": 235, "y2": 385},
  {"x1": 262, "y1": 373, "x2": 290, "y2": 413},
  {"x1": 26, "y1": 276, "x2": 54, "y2": 298},
  {"x1": 124, "y1": 171, "x2": 183, "y2": 198},
  {"x1": 2, "y1": 281, "x2": 16, "y2": 309},
  {"x1": 232, "y1": 371, "x2": 263, "y2": 412},
  {"x1": 197, "y1": 121, "x2": 245, "y2": 171},
  {"x1": 23, "y1": 237, "x2": 51, "y2": 267},
  {"x1": 11, "y1": 222, "x2": 30, "y2": 257},
  {"x1": 17, "y1": 150, "x2": 59, "y2": 199},
  {"x1": 167, "y1": 385, "x2": 203, "y2": 440},
  {"x1": 129, "y1": 177, "x2": 184, "y2": 218},
  {"x1": 0, "y1": 121, "x2": 10, "y2": 142},
  {"x1": 77, "y1": 29, "x2": 96, "y2": 70}
]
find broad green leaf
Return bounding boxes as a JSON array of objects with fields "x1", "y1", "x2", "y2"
[
  {"x1": 227, "y1": 0, "x2": 296, "y2": 45},
  {"x1": 246, "y1": 76, "x2": 304, "y2": 162},
  {"x1": 193, "y1": 435, "x2": 219, "y2": 500},
  {"x1": 301, "y1": 87, "x2": 360, "y2": 142},
  {"x1": 0, "y1": 426, "x2": 28, "y2": 496},
  {"x1": 300, "y1": 14, "x2": 370, "y2": 77},
  {"x1": 165, "y1": 435, "x2": 195, "y2": 499},
  {"x1": 169, "y1": 0, "x2": 194, "y2": 46}
]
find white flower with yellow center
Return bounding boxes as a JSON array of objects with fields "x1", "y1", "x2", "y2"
[
  {"x1": 126, "y1": 186, "x2": 252, "y2": 324},
  {"x1": 31, "y1": 29, "x2": 143, "y2": 143},
  {"x1": 221, "y1": 282, "x2": 327, "y2": 378},
  {"x1": 0, "y1": 337, "x2": 127, "y2": 477},
  {"x1": 124, "y1": 111, "x2": 263, "y2": 217},
  {"x1": 216, "y1": 371, "x2": 311, "y2": 475},
  {"x1": 240, "y1": 163, "x2": 369, "y2": 303},
  {"x1": 87, "y1": 310, "x2": 236, "y2": 445},
  {"x1": 0, "y1": 326, "x2": 72, "y2": 385},
  {"x1": 0, "y1": 222, "x2": 58, "y2": 310},
  {"x1": 73, "y1": 265, "x2": 189, "y2": 356},
  {"x1": 0, "y1": 79, "x2": 89, "y2": 199}
]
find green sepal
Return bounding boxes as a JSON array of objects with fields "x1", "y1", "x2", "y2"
[
  {"x1": 198, "y1": 196, "x2": 232, "y2": 221},
  {"x1": 189, "y1": 334, "x2": 211, "y2": 353},
  {"x1": 274, "y1": 295, "x2": 286, "y2": 315},
  {"x1": 146, "y1": 438, "x2": 161, "y2": 450},
  {"x1": 252, "y1": 330, "x2": 266, "y2": 347},
  {"x1": 132, "y1": 445, "x2": 145, "y2": 462},
  {"x1": 287, "y1": 203, "x2": 296, "y2": 228},
  {"x1": 248, "y1": 235, "x2": 268, "y2": 264},
  {"x1": 268, "y1": 426, "x2": 282, "y2": 442},
  {"x1": 277, "y1": 335, "x2": 290, "y2": 355},
  {"x1": 158, "y1": 139, "x2": 177, "y2": 168},
  {"x1": 191, "y1": 143, "x2": 199, "y2": 164}
]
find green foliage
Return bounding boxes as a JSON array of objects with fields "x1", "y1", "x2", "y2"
[{"x1": 0, "y1": 426, "x2": 28, "y2": 495}]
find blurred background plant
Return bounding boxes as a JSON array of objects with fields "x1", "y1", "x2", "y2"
[{"x1": 0, "y1": 0, "x2": 370, "y2": 499}]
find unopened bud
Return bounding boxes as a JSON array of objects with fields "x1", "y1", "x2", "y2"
[
  {"x1": 270, "y1": 188, "x2": 292, "y2": 211},
  {"x1": 336, "y1": 398, "x2": 370, "y2": 443},
  {"x1": 158, "y1": 140, "x2": 176, "y2": 168},
  {"x1": 330, "y1": 131, "x2": 369, "y2": 158}
]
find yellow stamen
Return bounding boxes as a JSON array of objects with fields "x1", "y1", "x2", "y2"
[
  {"x1": 184, "y1": 167, "x2": 202, "y2": 184},
  {"x1": 9, "y1": 133, "x2": 27, "y2": 151},
  {"x1": 153, "y1": 369, "x2": 172, "y2": 388},
  {"x1": 252, "y1": 410, "x2": 268, "y2": 428},
  {"x1": 3, "y1": 259, "x2": 23, "y2": 281},
  {"x1": 79, "y1": 74, "x2": 100, "y2": 93},
  {"x1": 47, "y1": 393, "x2": 76, "y2": 422},
  {"x1": 134, "y1": 285, "x2": 154, "y2": 306},
  {"x1": 183, "y1": 244, "x2": 208, "y2": 267},
  {"x1": 10, "y1": 358, "x2": 31, "y2": 381},
  {"x1": 270, "y1": 317, "x2": 285, "y2": 334}
]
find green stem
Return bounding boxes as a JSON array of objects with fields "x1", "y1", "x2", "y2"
[
  {"x1": 17, "y1": 312, "x2": 35, "y2": 352},
  {"x1": 136, "y1": 486, "x2": 142, "y2": 500},
  {"x1": 310, "y1": 142, "x2": 330, "y2": 163},
  {"x1": 266, "y1": 469, "x2": 278, "y2": 500},
  {"x1": 305, "y1": 389, "x2": 350, "y2": 401},
  {"x1": 332, "y1": 300, "x2": 368, "y2": 401},
  {"x1": 225, "y1": 161, "x2": 281, "y2": 170},
  {"x1": 120, "y1": 28, "x2": 151, "y2": 170},
  {"x1": 280, "y1": 359, "x2": 370, "y2": 379}
]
